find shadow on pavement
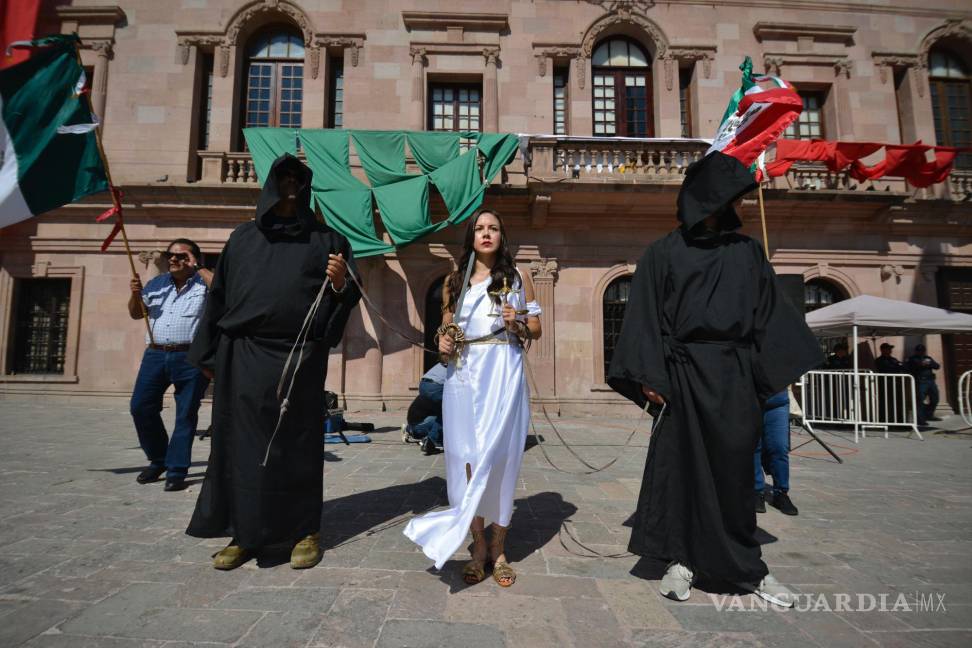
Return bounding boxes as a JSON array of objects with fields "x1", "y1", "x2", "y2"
[{"x1": 319, "y1": 476, "x2": 449, "y2": 552}]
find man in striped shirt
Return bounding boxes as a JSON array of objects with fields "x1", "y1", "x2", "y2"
[{"x1": 128, "y1": 238, "x2": 213, "y2": 491}]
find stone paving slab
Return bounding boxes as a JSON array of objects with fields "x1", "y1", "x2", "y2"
[{"x1": 0, "y1": 397, "x2": 971, "y2": 646}]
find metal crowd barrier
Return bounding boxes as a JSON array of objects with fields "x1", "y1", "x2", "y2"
[
  {"x1": 799, "y1": 370, "x2": 921, "y2": 443},
  {"x1": 960, "y1": 370, "x2": 972, "y2": 428}
]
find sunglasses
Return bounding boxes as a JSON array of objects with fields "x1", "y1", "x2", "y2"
[{"x1": 162, "y1": 252, "x2": 190, "y2": 262}]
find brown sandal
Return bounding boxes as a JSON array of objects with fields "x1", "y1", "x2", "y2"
[
  {"x1": 489, "y1": 524, "x2": 516, "y2": 587},
  {"x1": 462, "y1": 528, "x2": 487, "y2": 585},
  {"x1": 492, "y1": 560, "x2": 516, "y2": 587}
]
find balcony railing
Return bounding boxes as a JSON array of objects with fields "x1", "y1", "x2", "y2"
[
  {"x1": 527, "y1": 136, "x2": 708, "y2": 183},
  {"x1": 195, "y1": 140, "x2": 972, "y2": 202}
]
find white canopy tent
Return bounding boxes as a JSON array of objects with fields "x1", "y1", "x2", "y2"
[
  {"x1": 804, "y1": 295, "x2": 972, "y2": 440},
  {"x1": 805, "y1": 295, "x2": 972, "y2": 338}
]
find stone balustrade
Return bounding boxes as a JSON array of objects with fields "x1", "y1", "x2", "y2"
[{"x1": 527, "y1": 136, "x2": 708, "y2": 183}]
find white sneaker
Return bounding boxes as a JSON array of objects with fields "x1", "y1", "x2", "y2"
[
  {"x1": 660, "y1": 562, "x2": 694, "y2": 601},
  {"x1": 751, "y1": 574, "x2": 795, "y2": 608}
]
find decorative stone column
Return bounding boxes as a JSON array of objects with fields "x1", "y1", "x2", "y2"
[
  {"x1": 483, "y1": 48, "x2": 499, "y2": 132},
  {"x1": 410, "y1": 47, "x2": 427, "y2": 131},
  {"x1": 528, "y1": 258, "x2": 558, "y2": 404},
  {"x1": 89, "y1": 41, "x2": 112, "y2": 121},
  {"x1": 343, "y1": 258, "x2": 385, "y2": 410}
]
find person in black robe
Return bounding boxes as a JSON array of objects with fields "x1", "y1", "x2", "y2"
[
  {"x1": 186, "y1": 153, "x2": 361, "y2": 570},
  {"x1": 608, "y1": 151, "x2": 823, "y2": 606}
]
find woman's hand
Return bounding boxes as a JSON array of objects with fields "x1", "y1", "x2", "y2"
[
  {"x1": 502, "y1": 303, "x2": 517, "y2": 325},
  {"x1": 641, "y1": 385, "x2": 665, "y2": 405},
  {"x1": 438, "y1": 333, "x2": 455, "y2": 357}
]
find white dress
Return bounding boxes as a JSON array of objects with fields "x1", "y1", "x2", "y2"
[{"x1": 404, "y1": 274, "x2": 541, "y2": 569}]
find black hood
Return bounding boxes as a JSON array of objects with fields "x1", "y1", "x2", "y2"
[
  {"x1": 255, "y1": 154, "x2": 317, "y2": 234},
  {"x1": 676, "y1": 151, "x2": 757, "y2": 237}
]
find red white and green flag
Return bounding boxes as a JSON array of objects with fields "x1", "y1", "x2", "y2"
[
  {"x1": 707, "y1": 56, "x2": 803, "y2": 180},
  {"x1": 0, "y1": 34, "x2": 108, "y2": 228}
]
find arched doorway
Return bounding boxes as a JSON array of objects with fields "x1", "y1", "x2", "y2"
[
  {"x1": 591, "y1": 37, "x2": 653, "y2": 137},
  {"x1": 423, "y1": 276, "x2": 446, "y2": 373},
  {"x1": 239, "y1": 25, "x2": 305, "y2": 147},
  {"x1": 805, "y1": 278, "x2": 848, "y2": 354},
  {"x1": 804, "y1": 278, "x2": 846, "y2": 313}
]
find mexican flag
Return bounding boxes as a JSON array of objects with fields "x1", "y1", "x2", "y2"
[
  {"x1": 707, "y1": 57, "x2": 803, "y2": 180},
  {"x1": 0, "y1": 34, "x2": 108, "y2": 228}
]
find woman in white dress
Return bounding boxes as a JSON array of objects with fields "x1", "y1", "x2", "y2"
[{"x1": 404, "y1": 209, "x2": 541, "y2": 587}]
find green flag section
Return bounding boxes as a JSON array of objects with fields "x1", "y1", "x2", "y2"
[
  {"x1": 244, "y1": 128, "x2": 519, "y2": 258},
  {"x1": 0, "y1": 34, "x2": 108, "y2": 228}
]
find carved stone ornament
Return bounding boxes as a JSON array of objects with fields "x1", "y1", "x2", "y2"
[
  {"x1": 409, "y1": 46, "x2": 428, "y2": 66},
  {"x1": 584, "y1": 1, "x2": 656, "y2": 16},
  {"x1": 663, "y1": 55, "x2": 675, "y2": 91},
  {"x1": 308, "y1": 46, "x2": 320, "y2": 79},
  {"x1": 532, "y1": 45, "x2": 582, "y2": 78},
  {"x1": 834, "y1": 59, "x2": 852, "y2": 79},
  {"x1": 137, "y1": 250, "x2": 157, "y2": 267},
  {"x1": 87, "y1": 39, "x2": 113, "y2": 59},
  {"x1": 318, "y1": 36, "x2": 365, "y2": 67},
  {"x1": 763, "y1": 55, "x2": 784, "y2": 76},
  {"x1": 666, "y1": 46, "x2": 716, "y2": 88},
  {"x1": 575, "y1": 56, "x2": 586, "y2": 89},
  {"x1": 483, "y1": 48, "x2": 499, "y2": 66},
  {"x1": 529, "y1": 257, "x2": 559, "y2": 282},
  {"x1": 175, "y1": 32, "x2": 223, "y2": 66},
  {"x1": 224, "y1": 0, "x2": 314, "y2": 49},
  {"x1": 880, "y1": 264, "x2": 904, "y2": 283},
  {"x1": 31, "y1": 261, "x2": 50, "y2": 278},
  {"x1": 218, "y1": 45, "x2": 230, "y2": 77},
  {"x1": 871, "y1": 52, "x2": 920, "y2": 85},
  {"x1": 579, "y1": 9, "x2": 669, "y2": 60},
  {"x1": 918, "y1": 19, "x2": 972, "y2": 68}
]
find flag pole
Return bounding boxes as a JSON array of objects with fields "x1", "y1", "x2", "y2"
[
  {"x1": 757, "y1": 183, "x2": 770, "y2": 259},
  {"x1": 71, "y1": 44, "x2": 155, "y2": 345}
]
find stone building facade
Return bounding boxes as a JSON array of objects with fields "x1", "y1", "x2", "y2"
[{"x1": 2, "y1": 0, "x2": 971, "y2": 414}]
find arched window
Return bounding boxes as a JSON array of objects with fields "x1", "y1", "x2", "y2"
[
  {"x1": 804, "y1": 278, "x2": 845, "y2": 313},
  {"x1": 929, "y1": 47, "x2": 971, "y2": 168},
  {"x1": 602, "y1": 275, "x2": 632, "y2": 376},
  {"x1": 591, "y1": 38, "x2": 652, "y2": 137},
  {"x1": 423, "y1": 276, "x2": 447, "y2": 373},
  {"x1": 241, "y1": 26, "x2": 305, "y2": 140}
]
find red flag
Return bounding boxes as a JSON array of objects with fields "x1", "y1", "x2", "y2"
[{"x1": 1, "y1": 0, "x2": 41, "y2": 70}]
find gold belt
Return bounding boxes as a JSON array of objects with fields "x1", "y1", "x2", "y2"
[{"x1": 467, "y1": 337, "x2": 518, "y2": 346}]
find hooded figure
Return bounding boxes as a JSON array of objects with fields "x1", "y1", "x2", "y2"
[
  {"x1": 607, "y1": 152, "x2": 822, "y2": 604},
  {"x1": 186, "y1": 154, "x2": 361, "y2": 569}
]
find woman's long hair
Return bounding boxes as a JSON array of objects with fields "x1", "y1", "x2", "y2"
[{"x1": 444, "y1": 208, "x2": 517, "y2": 314}]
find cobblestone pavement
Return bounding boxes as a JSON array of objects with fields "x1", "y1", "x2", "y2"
[{"x1": 0, "y1": 396, "x2": 970, "y2": 647}]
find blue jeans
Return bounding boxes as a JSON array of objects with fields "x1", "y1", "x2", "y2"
[
  {"x1": 418, "y1": 377, "x2": 443, "y2": 401},
  {"x1": 130, "y1": 348, "x2": 209, "y2": 479},
  {"x1": 410, "y1": 415, "x2": 443, "y2": 445},
  {"x1": 755, "y1": 390, "x2": 790, "y2": 495},
  {"x1": 916, "y1": 380, "x2": 939, "y2": 424}
]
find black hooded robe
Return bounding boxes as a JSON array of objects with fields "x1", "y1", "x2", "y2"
[
  {"x1": 186, "y1": 154, "x2": 361, "y2": 550},
  {"x1": 608, "y1": 152, "x2": 823, "y2": 584}
]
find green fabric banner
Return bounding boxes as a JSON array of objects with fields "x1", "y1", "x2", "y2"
[
  {"x1": 405, "y1": 132, "x2": 460, "y2": 174},
  {"x1": 430, "y1": 149, "x2": 484, "y2": 225},
  {"x1": 244, "y1": 128, "x2": 298, "y2": 182},
  {"x1": 372, "y1": 175, "x2": 436, "y2": 246},
  {"x1": 351, "y1": 130, "x2": 410, "y2": 186},
  {"x1": 243, "y1": 128, "x2": 519, "y2": 258}
]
